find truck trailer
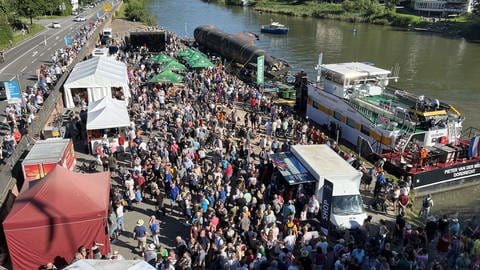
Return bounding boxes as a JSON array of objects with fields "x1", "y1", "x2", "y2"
[{"x1": 272, "y1": 144, "x2": 367, "y2": 231}]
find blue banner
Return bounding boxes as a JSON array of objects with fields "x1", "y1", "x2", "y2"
[
  {"x1": 64, "y1": 36, "x2": 73, "y2": 48},
  {"x1": 4, "y1": 81, "x2": 22, "y2": 104}
]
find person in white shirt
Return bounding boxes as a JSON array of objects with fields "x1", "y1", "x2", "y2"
[
  {"x1": 283, "y1": 229, "x2": 296, "y2": 252},
  {"x1": 307, "y1": 196, "x2": 320, "y2": 219}
]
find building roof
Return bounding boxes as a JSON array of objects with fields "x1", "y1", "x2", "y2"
[
  {"x1": 322, "y1": 62, "x2": 391, "y2": 79},
  {"x1": 22, "y1": 139, "x2": 71, "y2": 164}
]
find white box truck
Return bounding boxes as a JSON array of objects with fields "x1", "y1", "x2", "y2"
[{"x1": 290, "y1": 144, "x2": 367, "y2": 230}]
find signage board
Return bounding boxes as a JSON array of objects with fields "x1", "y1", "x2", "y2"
[
  {"x1": 4, "y1": 81, "x2": 22, "y2": 104},
  {"x1": 103, "y1": 3, "x2": 112, "y2": 12},
  {"x1": 257, "y1": 55, "x2": 264, "y2": 85},
  {"x1": 320, "y1": 179, "x2": 334, "y2": 236},
  {"x1": 64, "y1": 36, "x2": 73, "y2": 48}
]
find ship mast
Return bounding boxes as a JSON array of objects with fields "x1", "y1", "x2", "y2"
[{"x1": 315, "y1": 53, "x2": 323, "y2": 87}]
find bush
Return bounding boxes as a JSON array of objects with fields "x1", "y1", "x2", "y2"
[{"x1": 0, "y1": 23, "x2": 14, "y2": 49}]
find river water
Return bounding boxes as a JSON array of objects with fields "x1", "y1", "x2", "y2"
[
  {"x1": 149, "y1": 0, "x2": 480, "y2": 128},
  {"x1": 148, "y1": 0, "x2": 480, "y2": 217}
]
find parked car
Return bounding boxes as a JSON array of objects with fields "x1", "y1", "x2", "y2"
[
  {"x1": 52, "y1": 22, "x2": 61, "y2": 28},
  {"x1": 73, "y1": 16, "x2": 86, "y2": 22}
]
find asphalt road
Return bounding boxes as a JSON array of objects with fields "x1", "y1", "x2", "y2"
[{"x1": 0, "y1": 5, "x2": 106, "y2": 124}]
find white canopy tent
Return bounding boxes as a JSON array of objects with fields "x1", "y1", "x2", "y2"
[
  {"x1": 64, "y1": 259, "x2": 156, "y2": 269},
  {"x1": 64, "y1": 56, "x2": 130, "y2": 108},
  {"x1": 87, "y1": 96, "x2": 130, "y2": 130}
]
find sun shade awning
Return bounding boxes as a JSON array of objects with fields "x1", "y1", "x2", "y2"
[{"x1": 270, "y1": 152, "x2": 316, "y2": 185}]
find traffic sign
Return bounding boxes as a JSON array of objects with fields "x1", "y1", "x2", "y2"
[
  {"x1": 103, "y1": 3, "x2": 112, "y2": 12},
  {"x1": 4, "y1": 81, "x2": 22, "y2": 104}
]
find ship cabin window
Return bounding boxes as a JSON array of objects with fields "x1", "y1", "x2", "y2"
[
  {"x1": 360, "y1": 124, "x2": 370, "y2": 135},
  {"x1": 333, "y1": 111, "x2": 344, "y2": 122},
  {"x1": 410, "y1": 133, "x2": 426, "y2": 145},
  {"x1": 322, "y1": 70, "x2": 344, "y2": 85},
  {"x1": 346, "y1": 118, "x2": 357, "y2": 129}
]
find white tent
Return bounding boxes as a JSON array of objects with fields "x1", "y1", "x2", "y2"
[
  {"x1": 64, "y1": 56, "x2": 130, "y2": 108},
  {"x1": 64, "y1": 259, "x2": 156, "y2": 270},
  {"x1": 87, "y1": 96, "x2": 130, "y2": 130}
]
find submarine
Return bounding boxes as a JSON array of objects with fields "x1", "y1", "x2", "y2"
[{"x1": 194, "y1": 25, "x2": 290, "y2": 80}]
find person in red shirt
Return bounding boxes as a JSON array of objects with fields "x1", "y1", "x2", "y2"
[
  {"x1": 118, "y1": 133, "x2": 125, "y2": 147},
  {"x1": 398, "y1": 193, "x2": 409, "y2": 216},
  {"x1": 12, "y1": 129, "x2": 21, "y2": 143},
  {"x1": 133, "y1": 170, "x2": 146, "y2": 190}
]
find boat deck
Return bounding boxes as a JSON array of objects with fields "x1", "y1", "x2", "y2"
[{"x1": 349, "y1": 92, "x2": 419, "y2": 132}]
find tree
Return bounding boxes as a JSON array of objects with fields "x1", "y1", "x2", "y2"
[
  {"x1": 384, "y1": 0, "x2": 400, "y2": 12},
  {"x1": 473, "y1": 0, "x2": 479, "y2": 15},
  {"x1": 15, "y1": 0, "x2": 44, "y2": 24}
]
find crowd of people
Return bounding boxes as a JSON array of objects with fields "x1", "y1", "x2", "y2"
[
  {"x1": 0, "y1": 17, "x2": 104, "y2": 161},
  {"x1": 29, "y1": 23, "x2": 479, "y2": 270}
]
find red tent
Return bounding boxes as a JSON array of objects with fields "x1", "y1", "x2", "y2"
[{"x1": 3, "y1": 165, "x2": 111, "y2": 270}]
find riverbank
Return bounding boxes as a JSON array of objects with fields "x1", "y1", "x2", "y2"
[
  {"x1": 242, "y1": 0, "x2": 479, "y2": 39},
  {"x1": 120, "y1": 0, "x2": 156, "y2": 26}
]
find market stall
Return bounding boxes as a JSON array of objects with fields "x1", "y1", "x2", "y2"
[
  {"x1": 63, "y1": 56, "x2": 130, "y2": 108},
  {"x1": 3, "y1": 166, "x2": 111, "y2": 270},
  {"x1": 21, "y1": 138, "x2": 76, "y2": 186},
  {"x1": 86, "y1": 96, "x2": 130, "y2": 155},
  {"x1": 65, "y1": 259, "x2": 156, "y2": 269}
]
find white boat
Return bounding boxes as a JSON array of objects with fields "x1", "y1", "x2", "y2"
[{"x1": 299, "y1": 60, "x2": 480, "y2": 191}]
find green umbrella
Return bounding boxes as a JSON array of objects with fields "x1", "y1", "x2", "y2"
[
  {"x1": 188, "y1": 56, "x2": 214, "y2": 68},
  {"x1": 162, "y1": 60, "x2": 186, "y2": 72},
  {"x1": 149, "y1": 70, "x2": 183, "y2": 84},
  {"x1": 179, "y1": 49, "x2": 209, "y2": 62},
  {"x1": 177, "y1": 48, "x2": 196, "y2": 58},
  {"x1": 148, "y1": 53, "x2": 174, "y2": 64}
]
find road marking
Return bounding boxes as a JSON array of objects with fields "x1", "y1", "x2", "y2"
[
  {"x1": 31, "y1": 60, "x2": 36, "y2": 63},
  {"x1": 40, "y1": 52, "x2": 45, "y2": 56},
  {"x1": 55, "y1": 36, "x2": 59, "y2": 40},
  {"x1": 53, "y1": 42, "x2": 58, "y2": 46},
  {"x1": 0, "y1": 9, "x2": 98, "y2": 73},
  {"x1": 32, "y1": 51, "x2": 38, "y2": 57},
  {"x1": 21, "y1": 66, "x2": 27, "y2": 72},
  {"x1": 9, "y1": 76, "x2": 15, "y2": 81}
]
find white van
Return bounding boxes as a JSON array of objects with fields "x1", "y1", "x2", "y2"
[
  {"x1": 290, "y1": 144, "x2": 367, "y2": 230},
  {"x1": 102, "y1": 27, "x2": 113, "y2": 39},
  {"x1": 91, "y1": 47, "x2": 109, "y2": 58}
]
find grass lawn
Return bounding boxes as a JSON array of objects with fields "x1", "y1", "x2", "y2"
[
  {"x1": 0, "y1": 23, "x2": 45, "y2": 51},
  {"x1": 35, "y1": 15, "x2": 65, "y2": 20},
  {"x1": 114, "y1": 2, "x2": 127, "y2": 19}
]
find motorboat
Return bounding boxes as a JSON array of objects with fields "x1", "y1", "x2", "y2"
[{"x1": 260, "y1": 22, "x2": 289, "y2": 34}]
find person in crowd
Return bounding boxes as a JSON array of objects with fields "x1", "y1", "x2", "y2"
[
  {"x1": 133, "y1": 219, "x2": 147, "y2": 256},
  {"x1": 81, "y1": 28, "x2": 480, "y2": 270}
]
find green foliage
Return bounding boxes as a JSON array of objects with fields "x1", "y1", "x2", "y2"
[
  {"x1": 124, "y1": 0, "x2": 157, "y2": 25},
  {"x1": 14, "y1": 0, "x2": 71, "y2": 20},
  {"x1": 472, "y1": 0, "x2": 479, "y2": 15},
  {"x1": 0, "y1": 22, "x2": 13, "y2": 48}
]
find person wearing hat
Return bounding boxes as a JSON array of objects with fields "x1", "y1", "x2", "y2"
[
  {"x1": 110, "y1": 250, "x2": 125, "y2": 260},
  {"x1": 144, "y1": 243, "x2": 157, "y2": 266},
  {"x1": 133, "y1": 219, "x2": 147, "y2": 256}
]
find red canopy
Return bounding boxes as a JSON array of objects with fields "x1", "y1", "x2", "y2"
[{"x1": 3, "y1": 165, "x2": 111, "y2": 270}]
